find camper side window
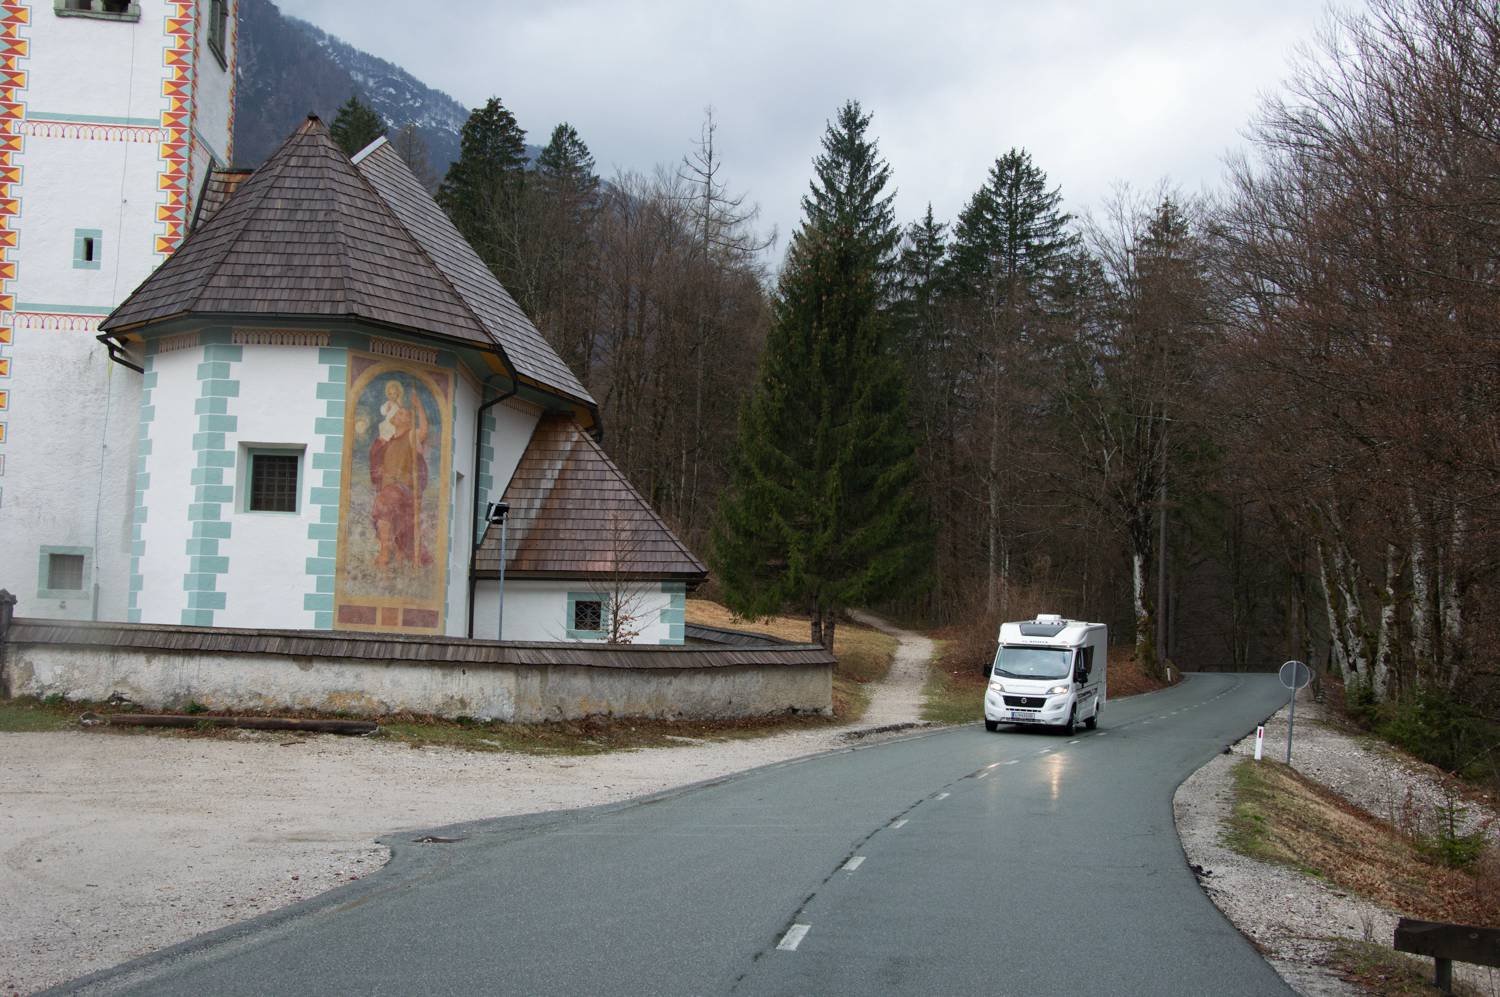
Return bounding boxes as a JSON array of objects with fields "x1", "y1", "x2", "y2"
[{"x1": 1078, "y1": 646, "x2": 1094, "y2": 677}]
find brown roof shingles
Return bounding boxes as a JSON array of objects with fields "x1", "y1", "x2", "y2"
[
  {"x1": 104, "y1": 117, "x2": 510, "y2": 360},
  {"x1": 353, "y1": 140, "x2": 593, "y2": 406},
  {"x1": 476, "y1": 414, "x2": 707, "y2": 582}
]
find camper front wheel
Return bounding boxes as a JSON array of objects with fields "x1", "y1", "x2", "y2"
[{"x1": 984, "y1": 719, "x2": 999, "y2": 732}]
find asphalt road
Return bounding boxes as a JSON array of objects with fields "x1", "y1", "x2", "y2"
[{"x1": 71, "y1": 673, "x2": 1294, "y2": 997}]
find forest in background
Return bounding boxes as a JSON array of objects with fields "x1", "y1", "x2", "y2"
[{"x1": 333, "y1": 0, "x2": 1498, "y2": 781}]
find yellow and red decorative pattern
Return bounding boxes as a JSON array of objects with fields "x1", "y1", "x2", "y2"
[
  {"x1": 0, "y1": 2, "x2": 26, "y2": 497},
  {"x1": 155, "y1": 2, "x2": 196, "y2": 256}
]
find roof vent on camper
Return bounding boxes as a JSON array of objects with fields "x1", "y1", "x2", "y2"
[{"x1": 1019, "y1": 614, "x2": 1068, "y2": 637}]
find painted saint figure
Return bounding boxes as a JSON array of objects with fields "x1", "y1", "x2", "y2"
[{"x1": 369, "y1": 379, "x2": 431, "y2": 570}]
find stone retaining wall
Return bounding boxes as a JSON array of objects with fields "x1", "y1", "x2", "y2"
[{"x1": 0, "y1": 609, "x2": 834, "y2": 722}]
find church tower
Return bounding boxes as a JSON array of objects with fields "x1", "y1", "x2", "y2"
[{"x1": 0, "y1": 1, "x2": 237, "y2": 620}]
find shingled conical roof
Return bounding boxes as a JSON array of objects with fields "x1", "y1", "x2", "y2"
[
  {"x1": 476, "y1": 415, "x2": 707, "y2": 582},
  {"x1": 104, "y1": 116, "x2": 504, "y2": 357},
  {"x1": 354, "y1": 139, "x2": 592, "y2": 407}
]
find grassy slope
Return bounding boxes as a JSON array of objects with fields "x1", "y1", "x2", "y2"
[
  {"x1": 1225, "y1": 758, "x2": 1499, "y2": 927},
  {"x1": 686, "y1": 599, "x2": 898, "y2": 723}
]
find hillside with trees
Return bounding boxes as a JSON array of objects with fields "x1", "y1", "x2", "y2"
[{"x1": 252, "y1": 0, "x2": 1498, "y2": 777}]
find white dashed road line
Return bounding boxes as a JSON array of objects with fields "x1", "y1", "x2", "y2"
[
  {"x1": 843, "y1": 856, "x2": 866, "y2": 872},
  {"x1": 1004, "y1": 759, "x2": 1020, "y2": 765},
  {"x1": 934, "y1": 792, "x2": 950, "y2": 800},
  {"x1": 891, "y1": 819, "x2": 908, "y2": 828},
  {"x1": 778, "y1": 925, "x2": 811, "y2": 951}
]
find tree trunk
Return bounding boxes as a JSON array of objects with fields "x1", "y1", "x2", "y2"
[
  {"x1": 1372, "y1": 543, "x2": 1399, "y2": 701},
  {"x1": 822, "y1": 611, "x2": 837, "y2": 654},
  {"x1": 1407, "y1": 492, "x2": 1434, "y2": 681},
  {"x1": 1316, "y1": 541, "x2": 1354, "y2": 686}
]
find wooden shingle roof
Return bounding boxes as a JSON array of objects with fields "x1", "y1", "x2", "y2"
[
  {"x1": 103, "y1": 116, "x2": 492, "y2": 347},
  {"x1": 476, "y1": 414, "x2": 707, "y2": 582},
  {"x1": 353, "y1": 139, "x2": 593, "y2": 407},
  {"x1": 102, "y1": 118, "x2": 595, "y2": 412},
  {"x1": 190, "y1": 168, "x2": 253, "y2": 231}
]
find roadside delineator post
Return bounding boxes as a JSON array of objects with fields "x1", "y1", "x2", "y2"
[{"x1": 1254, "y1": 725, "x2": 1264, "y2": 761}]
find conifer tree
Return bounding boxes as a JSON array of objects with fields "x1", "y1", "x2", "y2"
[
  {"x1": 436, "y1": 97, "x2": 530, "y2": 302},
  {"x1": 532, "y1": 123, "x2": 601, "y2": 376},
  {"x1": 946, "y1": 148, "x2": 1077, "y2": 613},
  {"x1": 712, "y1": 101, "x2": 929, "y2": 649},
  {"x1": 329, "y1": 94, "x2": 386, "y2": 156}
]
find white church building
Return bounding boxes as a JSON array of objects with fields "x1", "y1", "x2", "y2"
[{"x1": 0, "y1": 1, "x2": 706, "y2": 646}]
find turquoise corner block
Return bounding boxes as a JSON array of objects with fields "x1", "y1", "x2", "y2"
[
  {"x1": 303, "y1": 593, "x2": 333, "y2": 612},
  {"x1": 304, "y1": 556, "x2": 336, "y2": 575},
  {"x1": 308, "y1": 486, "x2": 340, "y2": 506},
  {"x1": 313, "y1": 417, "x2": 343, "y2": 436},
  {"x1": 186, "y1": 503, "x2": 222, "y2": 521},
  {"x1": 201, "y1": 343, "x2": 243, "y2": 362},
  {"x1": 315, "y1": 381, "x2": 344, "y2": 400},
  {"x1": 194, "y1": 520, "x2": 233, "y2": 539},
  {"x1": 189, "y1": 555, "x2": 230, "y2": 574},
  {"x1": 198, "y1": 414, "x2": 238, "y2": 433},
  {"x1": 312, "y1": 611, "x2": 334, "y2": 630},
  {"x1": 194, "y1": 396, "x2": 228, "y2": 415},
  {"x1": 191, "y1": 431, "x2": 225, "y2": 451},
  {"x1": 181, "y1": 609, "x2": 216, "y2": 627},
  {"x1": 317, "y1": 347, "x2": 347, "y2": 364},
  {"x1": 201, "y1": 379, "x2": 240, "y2": 398},
  {"x1": 307, "y1": 522, "x2": 337, "y2": 541},
  {"x1": 187, "y1": 590, "x2": 227, "y2": 610}
]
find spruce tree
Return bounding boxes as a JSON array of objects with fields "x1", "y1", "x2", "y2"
[
  {"x1": 436, "y1": 97, "x2": 530, "y2": 301},
  {"x1": 329, "y1": 94, "x2": 386, "y2": 156},
  {"x1": 712, "y1": 101, "x2": 929, "y2": 649},
  {"x1": 532, "y1": 123, "x2": 601, "y2": 375},
  {"x1": 948, "y1": 148, "x2": 1076, "y2": 300}
]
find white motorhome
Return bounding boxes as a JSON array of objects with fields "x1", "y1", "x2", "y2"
[{"x1": 983, "y1": 614, "x2": 1107, "y2": 734}]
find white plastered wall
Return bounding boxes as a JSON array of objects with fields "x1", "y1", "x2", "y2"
[
  {"x1": 443, "y1": 373, "x2": 479, "y2": 635},
  {"x1": 1, "y1": 1, "x2": 235, "y2": 622},
  {"x1": 473, "y1": 578, "x2": 674, "y2": 644},
  {"x1": 133, "y1": 344, "x2": 199, "y2": 624},
  {"x1": 214, "y1": 344, "x2": 327, "y2": 629}
]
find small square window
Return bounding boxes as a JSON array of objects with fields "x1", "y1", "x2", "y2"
[
  {"x1": 47, "y1": 553, "x2": 85, "y2": 591},
  {"x1": 248, "y1": 452, "x2": 299, "y2": 512},
  {"x1": 73, "y1": 229, "x2": 102, "y2": 270},
  {"x1": 572, "y1": 599, "x2": 603, "y2": 633}
]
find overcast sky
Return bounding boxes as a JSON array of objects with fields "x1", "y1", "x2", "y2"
[{"x1": 288, "y1": 0, "x2": 1341, "y2": 252}]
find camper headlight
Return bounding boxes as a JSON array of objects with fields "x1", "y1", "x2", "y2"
[
  {"x1": 987, "y1": 679, "x2": 1006, "y2": 693},
  {"x1": 1046, "y1": 685, "x2": 1070, "y2": 696}
]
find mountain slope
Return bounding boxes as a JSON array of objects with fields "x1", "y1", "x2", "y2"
[{"x1": 235, "y1": 0, "x2": 537, "y2": 181}]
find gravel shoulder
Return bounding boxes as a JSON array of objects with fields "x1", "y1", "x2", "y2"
[
  {"x1": 1, "y1": 616, "x2": 934, "y2": 995},
  {"x1": 1174, "y1": 690, "x2": 1500, "y2": 997}
]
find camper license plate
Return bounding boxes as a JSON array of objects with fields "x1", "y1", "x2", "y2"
[{"x1": 1009, "y1": 710, "x2": 1029, "y2": 720}]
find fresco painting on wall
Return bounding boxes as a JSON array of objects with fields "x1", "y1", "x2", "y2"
[{"x1": 334, "y1": 352, "x2": 454, "y2": 633}]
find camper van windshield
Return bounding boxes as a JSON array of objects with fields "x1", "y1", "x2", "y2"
[{"x1": 991, "y1": 645, "x2": 1072, "y2": 680}]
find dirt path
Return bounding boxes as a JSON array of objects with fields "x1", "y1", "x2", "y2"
[
  {"x1": 2, "y1": 612, "x2": 936, "y2": 995},
  {"x1": 846, "y1": 609, "x2": 935, "y2": 727}
]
